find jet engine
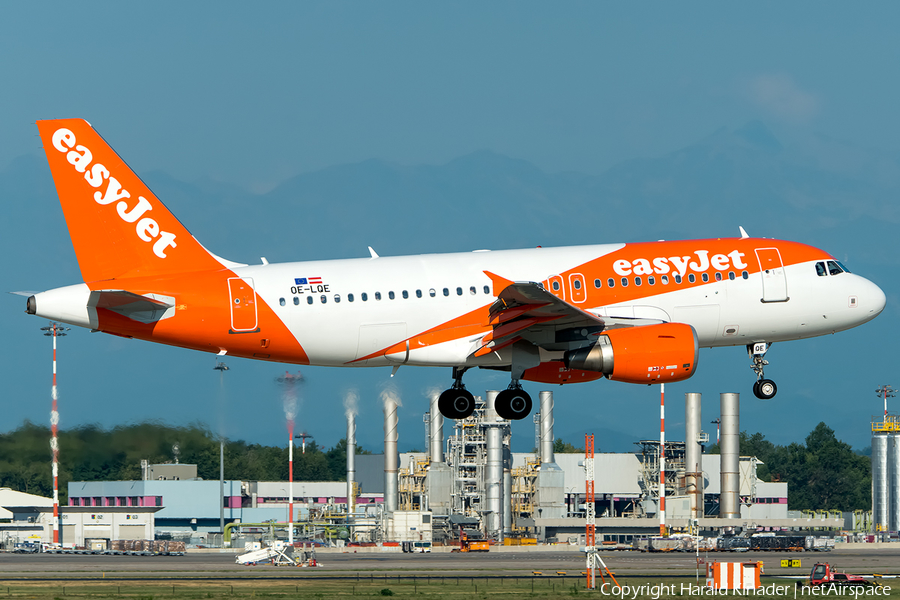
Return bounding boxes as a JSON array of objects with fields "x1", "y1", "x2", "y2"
[{"x1": 564, "y1": 322, "x2": 699, "y2": 384}]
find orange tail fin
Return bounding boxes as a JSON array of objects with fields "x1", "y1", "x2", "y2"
[{"x1": 36, "y1": 119, "x2": 225, "y2": 283}]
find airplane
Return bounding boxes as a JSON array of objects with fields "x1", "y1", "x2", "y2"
[{"x1": 23, "y1": 119, "x2": 886, "y2": 421}]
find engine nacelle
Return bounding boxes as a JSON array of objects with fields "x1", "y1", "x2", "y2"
[{"x1": 564, "y1": 322, "x2": 699, "y2": 384}]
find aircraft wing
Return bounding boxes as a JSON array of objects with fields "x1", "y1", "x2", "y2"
[{"x1": 474, "y1": 271, "x2": 668, "y2": 358}]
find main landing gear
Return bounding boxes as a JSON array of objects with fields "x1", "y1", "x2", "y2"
[
  {"x1": 495, "y1": 382, "x2": 532, "y2": 421},
  {"x1": 749, "y1": 342, "x2": 777, "y2": 400},
  {"x1": 437, "y1": 368, "x2": 534, "y2": 421},
  {"x1": 438, "y1": 367, "x2": 476, "y2": 420}
]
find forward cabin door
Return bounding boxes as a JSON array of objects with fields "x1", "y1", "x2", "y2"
[
  {"x1": 228, "y1": 277, "x2": 259, "y2": 332},
  {"x1": 755, "y1": 248, "x2": 788, "y2": 303}
]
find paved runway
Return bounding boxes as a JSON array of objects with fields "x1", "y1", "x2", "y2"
[{"x1": 1, "y1": 548, "x2": 899, "y2": 580}]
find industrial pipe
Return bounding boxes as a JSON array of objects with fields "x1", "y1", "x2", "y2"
[
  {"x1": 719, "y1": 393, "x2": 740, "y2": 519},
  {"x1": 540, "y1": 391, "x2": 555, "y2": 464},
  {"x1": 429, "y1": 390, "x2": 444, "y2": 463},
  {"x1": 684, "y1": 393, "x2": 702, "y2": 521},
  {"x1": 485, "y1": 390, "x2": 503, "y2": 540},
  {"x1": 384, "y1": 396, "x2": 399, "y2": 513}
]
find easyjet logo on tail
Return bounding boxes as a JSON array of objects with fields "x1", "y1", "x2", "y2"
[{"x1": 50, "y1": 128, "x2": 177, "y2": 259}]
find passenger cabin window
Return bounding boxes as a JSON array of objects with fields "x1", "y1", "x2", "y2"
[
  {"x1": 375, "y1": 292, "x2": 382, "y2": 300},
  {"x1": 648, "y1": 276, "x2": 655, "y2": 285},
  {"x1": 402, "y1": 290, "x2": 409, "y2": 299},
  {"x1": 361, "y1": 292, "x2": 368, "y2": 301},
  {"x1": 470, "y1": 286, "x2": 476, "y2": 295},
  {"x1": 416, "y1": 290, "x2": 422, "y2": 298},
  {"x1": 279, "y1": 298, "x2": 285, "y2": 306},
  {"x1": 293, "y1": 297, "x2": 300, "y2": 305},
  {"x1": 742, "y1": 271, "x2": 749, "y2": 279},
  {"x1": 456, "y1": 287, "x2": 463, "y2": 295},
  {"x1": 483, "y1": 286, "x2": 490, "y2": 294},
  {"x1": 607, "y1": 278, "x2": 615, "y2": 288},
  {"x1": 573, "y1": 279, "x2": 582, "y2": 290},
  {"x1": 388, "y1": 291, "x2": 395, "y2": 300},
  {"x1": 674, "y1": 275, "x2": 682, "y2": 284},
  {"x1": 320, "y1": 295, "x2": 327, "y2": 304},
  {"x1": 307, "y1": 296, "x2": 313, "y2": 305},
  {"x1": 334, "y1": 294, "x2": 341, "y2": 303},
  {"x1": 661, "y1": 275, "x2": 669, "y2": 284},
  {"x1": 594, "y1": 279, "x2": 602, "y2": 288},
  {"x1": 728, "y1": 272, "x2": 735, "y2": 280},
  {"x1": 552, "y1": 281, "x2": 560, "y2": 291},
  {"x1": 688, "y1": 274, "x2": 696, "y2": 283},
  {"x1": 430, "y1": 289, "x2": 437, "y2": 297},
  {"x1": 348, "y1": 293, "x2": 354, "y2": 302},
  {"x1": 620, "y1": 278, "x2": 628, "y2": 287},
  {"x1": 634, "y1": 277, "x2": 642, "y2": 286},
  {"x1": 701, "y1": 273, "x2": 709, "y2": 282},
  {"x1": 443, "y1": 288, "x2": 449, "y2": 296}
]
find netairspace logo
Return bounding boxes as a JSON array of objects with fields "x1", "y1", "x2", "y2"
[{"x1": 596, "y1": 583, "x2": 891, "y2": 599}]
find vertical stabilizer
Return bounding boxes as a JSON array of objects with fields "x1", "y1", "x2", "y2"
[{"x1": 36, "y1": 119, "x2": 223, "y2": 282}]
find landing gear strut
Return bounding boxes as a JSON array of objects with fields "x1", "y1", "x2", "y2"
[
  {"x1": 495, "y1": 382, "x2": 532, "y2": 421},
  {"x1": 438, "y1": 367, "x2": 476, "y2": 419},
  {"x1": 748, "y1": 342, "x2": 777, "y2": 400}
]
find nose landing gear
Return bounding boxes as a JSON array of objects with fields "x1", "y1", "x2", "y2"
[{"x1": 749, "y1": 342, "x2": 777, "y2": 400}]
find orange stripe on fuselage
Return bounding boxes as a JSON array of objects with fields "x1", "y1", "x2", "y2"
[
  {"x1": 349, "y1": 304, "x2": 492, "y2": 364},
  {"x1": 86, "y1": 271, "x2": 310, "y2": 364}
]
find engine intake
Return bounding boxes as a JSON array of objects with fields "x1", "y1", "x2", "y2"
[{"x1": 564, "y1": 322, "x2": 699, "y2": 384}]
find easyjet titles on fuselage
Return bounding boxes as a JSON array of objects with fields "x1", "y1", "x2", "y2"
[
  {"x1": 612, "y1": 249, "x2": 749, "y2": 278},
  {"x1": 50, "y1": 127, "x2": 178, "y2": 259}
]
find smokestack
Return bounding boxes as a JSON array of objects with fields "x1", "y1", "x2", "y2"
[
  {"x1": 485, "y1": 390, "x2": 503, "y2": 540},
  {"x1": 685, "y1": 393, "x2": 703, "y2": 521},
  {"x1": 719, "y1": 393, "x2": 740, "y2": 519},
  {"x1": 540, "y1": 391, "x2": 555, "y2": 464},
  {"x1": 383, "y1": 394, "x2": 399, "y2": 513},
  {"x1": 429, "y1": 390, "x2": 444, "y2": 463},
  {"x1": 347, "y1": 410, "x2": 356, "y2": 515},
  {"x1": 503, "y1": 460, "x2": 512, "y2": 536}
]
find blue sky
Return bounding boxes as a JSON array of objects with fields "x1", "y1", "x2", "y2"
[{"x1": 2, "y1": 2, "x2": 899, "y2": 456}]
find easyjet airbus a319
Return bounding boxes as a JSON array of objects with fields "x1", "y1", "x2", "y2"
[{"x1": 24, "y1": 119, "x2": 886, "y2": 420}]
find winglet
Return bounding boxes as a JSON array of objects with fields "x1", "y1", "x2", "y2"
[
  {"x1": 368, "y1": 246, "x2": 379, "y2": 259},
  {"x1": 739, "y1": 226, "x2": 750, "y2": 239},
  {"x1": 483, "y1": 271, "x2": 514, "y2": 296}
]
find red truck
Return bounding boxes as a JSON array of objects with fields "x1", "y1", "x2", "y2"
[{"x1": 803, "y1": 563, "x2": 878, "y2": 588}]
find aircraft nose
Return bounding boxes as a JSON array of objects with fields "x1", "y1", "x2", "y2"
[{"x1": 859, "y1": 277, "x2": 886, "y2": 321}]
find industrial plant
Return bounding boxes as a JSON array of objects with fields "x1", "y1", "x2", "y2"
[{"x1": 4, "y1": 388, "x2": 889, "y2": 551}]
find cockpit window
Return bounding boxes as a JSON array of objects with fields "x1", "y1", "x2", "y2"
[
  {"x1": 816, "y1": 262, "x2": 827, "y2": 277},
  {"x1": 827, "y1": 260, "x2": 845, "y2": 276},
  {"x1": 836, "y1": 261, "x2": 851, "y2": 274}
]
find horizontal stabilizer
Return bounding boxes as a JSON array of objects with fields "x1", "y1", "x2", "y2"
[{"x1": 89, "y1": 290, "x2": 175, "y2": 324}]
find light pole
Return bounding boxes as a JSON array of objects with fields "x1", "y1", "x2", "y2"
[
  {"x1": 41, "y1": 321, "x2": 69, "y2": 546},
  {"x1": 876, "y1": 385, "x2": 895, "y2": 419},
  {"x1": 213, "y1": 361, "x2": 229, "y2": 541}
]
